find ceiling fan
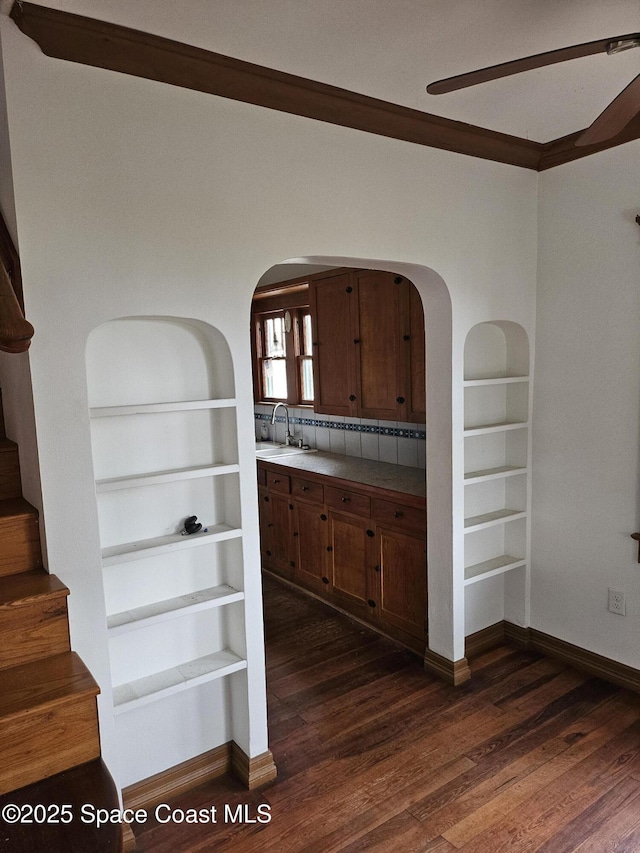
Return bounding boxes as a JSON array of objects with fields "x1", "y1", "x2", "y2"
[{"x1": 427, "y1": 34, "x2": 640, "y2": 146}]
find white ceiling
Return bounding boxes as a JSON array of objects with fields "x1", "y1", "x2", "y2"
[{"x1": 18, "y1": 0, "x2": 640, "y2": 142}]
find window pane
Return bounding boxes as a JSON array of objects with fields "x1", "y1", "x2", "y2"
[
  {"x1": 300, "y1": 356, "x2": 314, "y2": 402},
  {"x1": 302, "y1": 313, "x2": 313, "y2": 356},
  {"x1": 264, "y1": 316, "x2": 286, "y2": 358},
  {"x1": 263, "y1": 358, "x2": 288, "y2": 399}
]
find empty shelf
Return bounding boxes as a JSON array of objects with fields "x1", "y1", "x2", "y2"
[
  {"x1": 464, "y1": 421, "x2": 529, "y2": 436},
  {"x1": 90, "y1": 398, "x2": 236, "y2": 417},
  {"x1": 463, "y1": 376, "x2": 529, "y2": 386},
  {"x1": 112, "y1": 649, "x2": 247, "y2": 714},
  {"x1": 464, "y1": 466, "x2": 528, "y2": 483},
  {"x1": 96, "y1": 463, "x2": 239, "y2": 492},
  {"x1": 464, "y1": 509, "x2": 527, "y2": 532},
  {"x1": 107, "y1": 584, "x2": 244, "y2": 635},
  {"x1": 464, "y1": 555, "x2": 526, "y2": 585}
]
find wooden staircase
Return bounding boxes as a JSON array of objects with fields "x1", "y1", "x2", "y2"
[{"x1": 0, "y1": 390, "x2": 122, "y2": 851}]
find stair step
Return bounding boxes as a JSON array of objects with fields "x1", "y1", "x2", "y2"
[
  {"x1": 0, "y1": 571, "x2": 70, "y2": 671},
  {"x1": 0, "y1": 497, "x2": 41, "y2": 576},
  {"x1": 0, "y1": 652, "x2": 101, "y2": 794},
  {"x1": 0, "y1": 759, "x2": 122, "y2": 852},
  {"x1": 0, "y1": 438, "x2": 21, "y2": 500}
]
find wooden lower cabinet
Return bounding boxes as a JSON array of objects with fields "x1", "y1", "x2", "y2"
[
  {"x1": 376, "y1": 525, "x2": 427, "y2": 645},
  {"x1": 258, "y1": 462, "x2": 427, "y2": 655},
  {"x1": 292, "y1": 500, "x2": 329, "y2": 595},
  {"x1": 328, "y1": 510, "x2": 374, "y2": 618},
  {"x1": 258, "y1": 486, "x2": 294, "y2": 581}
]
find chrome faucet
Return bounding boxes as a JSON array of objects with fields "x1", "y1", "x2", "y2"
[{"x1": 271, "y1": 402, "x2": 294, "y2": 446}]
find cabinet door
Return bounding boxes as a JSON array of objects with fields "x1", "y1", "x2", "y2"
[
  {"x1": 328, "y1": 510, "x2": 375, "y2": 617},
  {"x1": 265, "y1": 492, "x2": 294, "y2": 580},
  {"x1": 375, "y1": 525, "x2": 427, "y2": 647},
  {"x1": 405, "y1": 283, "x2": 426, "y2": 422},
  {"x1": 355, "y1": 270, "x2": 406, "y2": 421},
  {"x1": 292, "y1": 501, "x2": 329, "y2": 595},
  {"x1": 310, "y1": 272, "x2": 358, "y2": 416},
  {"x1": 258, "y1": 486, "x2": 273, "y2": 566}
]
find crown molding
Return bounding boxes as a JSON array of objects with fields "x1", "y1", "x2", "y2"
[{"x1": 9, "y1": 3, "x2": 640, "y2": 171}]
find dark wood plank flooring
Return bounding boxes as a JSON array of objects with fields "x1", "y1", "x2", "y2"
[{"x1": 134, "y1": 575, "x2": 640, "y2": 852}]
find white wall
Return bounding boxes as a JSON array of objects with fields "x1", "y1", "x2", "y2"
[
  {"x1": 534, "y1": 142, "x2": 640, "y2": 667},
  {"x1": 0, "y1": 6, "x2": 537, "y2": 791}
]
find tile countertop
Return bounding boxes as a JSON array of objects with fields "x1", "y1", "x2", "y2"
[{"x1": 257, "y1": 450, "x2": 426, "y2": 500}]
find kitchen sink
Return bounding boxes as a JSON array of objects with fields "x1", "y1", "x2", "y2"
[{"x1": 255, "y1": 441, "x2": 317, "y2": 459}]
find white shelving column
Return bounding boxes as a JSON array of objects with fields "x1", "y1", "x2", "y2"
[
  {"x1": 463, "y1": 322, "x2": 531, "y2": 631},
  {"x1": 86, "y1": 317, "x2": 249, "y2": 787}
]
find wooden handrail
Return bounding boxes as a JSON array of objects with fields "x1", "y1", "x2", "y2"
[
  {"x1": 0, "y1": 208, "x2": 32, "y2": 353},
  {"x1": 0, "y1": 260, "x2": 33, "y2": 353}
]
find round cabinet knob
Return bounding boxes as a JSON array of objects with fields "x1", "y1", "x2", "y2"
[
  {"x1": 373, "y1": 564, "x2": 381, "y2": 573},
  {"x1": 322, "y1": 577, "x2": 330, "y2": 584},
  {"x1": 346, "y1": 286, "x2": 353, "y2": 293},
  {"x1": 368, "y1": 599, "x2": 377, "y2": 608},
  {"x1": 302, "y1": 486, "x2": 309, "y2": 491},
  {"x1": 353, "y1": 338, "x2": 360, "y2": 344},
  {"x1": 396, "y1": 396, "x2": 405, "y2": 404},
  {"x1": 341, "y1": 496, "x2": 350, "y2": 503},
  {"x1": 366, "y1": 529, "x2": 375, "y2": 538},
  {"x1": 403, "y1": 334, "x2": 410, "y2": 341},
  {"x1": 320, "y1": 514, "x2": 327, "y2": 521},
  {"x1": 349, "y1": 394, "x2": 356, "y2": 402},
  {"x1": 394, "y1": 511, "x2": 403, "y2": 519}
]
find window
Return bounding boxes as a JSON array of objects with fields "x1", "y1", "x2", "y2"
[{"x1": 254, "y1": 305, "x2": 314, "y2": 405}]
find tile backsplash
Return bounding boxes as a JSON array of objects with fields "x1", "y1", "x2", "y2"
[{"x1": 255, "y1": 405, "x2": 426, "y2": 469}]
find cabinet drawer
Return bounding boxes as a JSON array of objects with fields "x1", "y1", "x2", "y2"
[
  {"x1": 372, "y1": 498, "x2": 425, "y2": 531},
  {"x1": 326, "y1": 485, "x2": 370, "y2": 517},
  {"x1": 291, "y1": 477, "x2": 324, "y2": 504},
  {"x1": 266, "y1": 472, "x2": 291, "y2": 494}
]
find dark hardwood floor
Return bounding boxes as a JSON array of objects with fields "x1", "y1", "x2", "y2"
[{"x1": 134, "y1": 575, "x2": 640, "y2": 852}]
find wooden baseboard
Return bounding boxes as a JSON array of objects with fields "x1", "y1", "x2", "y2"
[
  {"x1": 528, "y1": 628, "x2": 640, "y2": 694},
  {"x1": 122, "y1": 743, "x2": 231, "y2": 811},
  {"x1": 230, "y1": 743, "x2": 277, "y2": 790},
  {"x1": 504, "y1": 621, "x2": 531, "y2": 650},
  {"x1": 423, "y1": 647, "x2": 471, "y2": 685},
  {"x1": 465, "y1": 622, "x2": 507, "y2": 659},
  {"x1": 465, "y1": 620, "x2": 640, "y2": 694}
]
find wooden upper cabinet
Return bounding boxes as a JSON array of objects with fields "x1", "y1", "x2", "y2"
[
  {"x1": 310, "y1": 271, "x2": 358, "y2": 417},
  {"x1": 355, "y1": 270, "x2": 406, "y2": 421},
  {"x1": 311, "y1": 269, "x2": 425, "y2": 422}
]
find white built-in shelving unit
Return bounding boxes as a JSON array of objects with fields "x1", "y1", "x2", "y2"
[
  {"x1": 87, "y1": 317, "x2": 249, "y2": 782},
  {"x1": 463, "y1": 322, "x2": 530, "y2": 595}
]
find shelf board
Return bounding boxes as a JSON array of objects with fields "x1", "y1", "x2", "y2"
[
  {"x1": 90, "y1": 398, "x2": 236, "y2": 418},
  {"x1": 464, "y1": 465, "x2": 528, "y2": 484},
  {"x1": 464, "y1": 509, "x2": 527, "y2": 532},
  {"x1": 101, "y1": 523, "x2": 242, "y2": 566},
  {"x1": 112, "y1": 649, "x2": 247, "y2": 714},
  {"x1": 464, "y1": 421, "x2": 528, "y2": 436},
  {"x1": 95, "y1": 463, "x2": 239, "y2": 492},
  {"x1": 463, "y1": 376, "x2": 529, "y2": 386},
  {"x1": 107, "y1": 584, "x2": 244, "y2": 635},
  {"x1": 464, "y1": 555, "x2": 526, "y2": 586}
]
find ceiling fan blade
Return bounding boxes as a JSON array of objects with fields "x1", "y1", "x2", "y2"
[
  {"x1": 427, "y1": 33, "x2": 640, "y2": 95},
  {"x1": 575, "y1": 72, "x2": 640, "y2": 146}
]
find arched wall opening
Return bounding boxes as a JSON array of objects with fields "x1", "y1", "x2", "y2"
[{"x1": 251, "y1": 255, "x2": 456, "y2": 664}]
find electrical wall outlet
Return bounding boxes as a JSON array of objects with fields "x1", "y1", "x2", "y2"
[{"x1": 608, "y1": 588, "x2": 626, "y2": 616}]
